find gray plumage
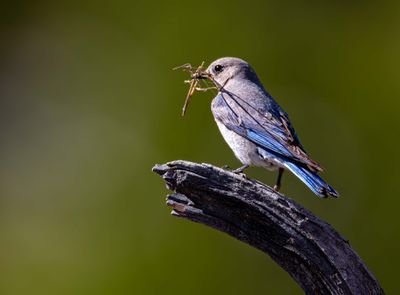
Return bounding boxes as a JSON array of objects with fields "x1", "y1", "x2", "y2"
[{"x1": 205, "y1": 57, "x2": 338, "y2": 198}]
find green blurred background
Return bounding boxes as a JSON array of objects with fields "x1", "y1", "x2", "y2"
[{"x1": 1, "y1": 1, "x2": 399, "y2": 294}]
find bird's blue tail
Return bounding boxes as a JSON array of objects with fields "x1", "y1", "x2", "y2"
[{"x1": 284, "y1": 162, "x2": 339, "y2": 198}]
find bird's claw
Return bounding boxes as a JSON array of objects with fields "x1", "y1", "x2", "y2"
[
  {"x1": 238, "y1": 172, "x2": 248, "y2": 179},
  {"x1": 232, "y1": 164, "x2": 249, "y2": 174}
]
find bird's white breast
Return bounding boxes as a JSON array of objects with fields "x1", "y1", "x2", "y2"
[{"x1": 215, "y1": 120, "x2": 279, "y2": 170}]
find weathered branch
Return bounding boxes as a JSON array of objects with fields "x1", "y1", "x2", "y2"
[{"x1": 152, "y1": 160, "x2": 384, "y2": 295}]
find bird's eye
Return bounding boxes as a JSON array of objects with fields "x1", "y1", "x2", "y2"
[{"x1": 214, "y1": 64, "x2": 223, "y2": 72}]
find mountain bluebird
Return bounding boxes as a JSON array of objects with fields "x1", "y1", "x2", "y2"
[{"x1": 199, "y1": 57, "x2": 338, "y2": 198}]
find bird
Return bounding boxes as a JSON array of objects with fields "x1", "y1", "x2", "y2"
[{"x1": 200, "y1": 57, "x2": 338, "y2": 198}]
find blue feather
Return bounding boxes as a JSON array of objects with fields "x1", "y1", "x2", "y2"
[
  {"x1": 247, "y1": 128, "x2": 293, "y2": 158},
  {"x1": 283, "y1": 162, "x2": 339, "y2": 198},
  {"x1": 257, "y1": 148, "x2": 338, "y2": 198},
  {"x1": 213, "y1": 92, "x2": 338, "y2": 198}
]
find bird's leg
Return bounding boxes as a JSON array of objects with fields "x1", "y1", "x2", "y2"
[
  {"x1": 274, "y1": 168, "x2": 284, "y2": 191},
  {"x1": 232, "y1": 164, "x2": 249, "y2": 174}
]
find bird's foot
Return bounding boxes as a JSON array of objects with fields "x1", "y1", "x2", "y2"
[
  {"x1": 232, "y1": 164, "x2": 249, "y2": 174},
  {"x1": 273, "y1": 168, "x2": 284, "y2": 192},
  {"x1": 238, "y1": 173, "x2": 248, "y2": 179},
  {"x1": 221, "y1": 164, "x2": 249, "y2": 178},
  {"x1": 273, "y1": 184, "x2": 281, "y2": 192},
  {"x1": 231, "y1": 164, "x2": 249, "y2": 178}
]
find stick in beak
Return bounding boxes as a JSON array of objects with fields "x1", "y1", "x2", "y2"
[{"x1": 173, "y1": 61, "x2": 216, "y2": 116}]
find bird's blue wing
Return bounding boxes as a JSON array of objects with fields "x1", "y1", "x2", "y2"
[{"x1": 212, "y1": 91, "x2": 322, "y2": 171}]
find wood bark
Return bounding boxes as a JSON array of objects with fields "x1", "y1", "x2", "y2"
[{"x1": 152, "y1": 160, "x2": 384, "y2": 295}]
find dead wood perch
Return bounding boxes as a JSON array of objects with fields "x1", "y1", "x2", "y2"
[{"x1": 152, "y1": 160, "x2": 384, "y2": 295}]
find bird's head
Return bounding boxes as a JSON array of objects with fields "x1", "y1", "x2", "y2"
[
  {"x1": 205, "y1": 57, "x2": 259, "y2": 87},
  {"x1": 173, "y1": 57, "x2": 260, "y2": 116}
]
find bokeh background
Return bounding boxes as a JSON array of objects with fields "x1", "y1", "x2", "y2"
[{"x1": 1, "y1": 1, "x2": 399, "y2": 294}]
